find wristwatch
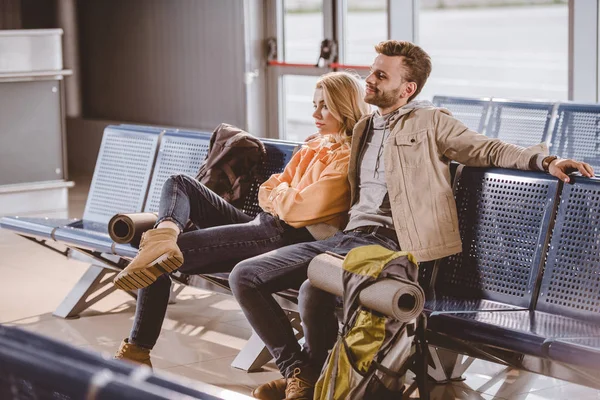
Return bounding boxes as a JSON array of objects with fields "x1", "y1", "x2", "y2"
[{"x1": 542, "y1": 155, "x2": 559, "y2": 172}]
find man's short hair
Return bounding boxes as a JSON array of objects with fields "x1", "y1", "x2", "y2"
[{"x1": 374, "y1": 40, "x2": 432, "y2": 102}]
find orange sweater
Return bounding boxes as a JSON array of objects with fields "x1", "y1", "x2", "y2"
[{"x1": 259, "y1": 134, "x2": 351, "y2": 230}]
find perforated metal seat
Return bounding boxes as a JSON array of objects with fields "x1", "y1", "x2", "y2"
[
  {"x1": 425, "y1": 167, "x2": 559, "y2": 314},
  {"x1": 143, "y1": 130, "x2": 211, "y2": 213},
  {"x1": 106, "y1": 129, "x2": 212, "y2": 258},
  {"x1": 429, "y1": 176, "x2": 600, "y2": 360},
  {"x1": 487, "y1": 99, "x2": 554, "y2": 147},
  {"x1": 0, "y1": 325, "x2": 240, "y2": 399},
  {"x1": 432, "y1": 95, "x2": 491, "y2": 133},
  {"x1": 550, "y1": 102, "x2": 600, "y2": 175},
  {"x1": 52, "y1": 125, "x2": 162, "y2": 253},
  {"x1": 534, "y1": 175, "x2": 600, "y2": 323},
  {"x1": 0, "y1": 125, "x2": 161, "y2": 249}
]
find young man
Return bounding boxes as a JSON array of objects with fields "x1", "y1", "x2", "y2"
[{"x1": 231, "y1": 40, "x2": 595, "y2": 400}]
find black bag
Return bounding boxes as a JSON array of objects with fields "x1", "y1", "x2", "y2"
[{"x1": 196, "y1": 123, "x2": 266, "y2": 209}]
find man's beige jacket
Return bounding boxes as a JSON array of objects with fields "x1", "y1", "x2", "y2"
[{"x1": 348, "y1": 104, "x2": 547, "y2": 262}]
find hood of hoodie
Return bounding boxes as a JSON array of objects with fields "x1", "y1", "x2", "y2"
[
  {"x1": 372, "y1": 100, "x2": 443, "y2": 119},
  {"x1": 369, "y1": 100, "x2": 442, "y2": 132}
]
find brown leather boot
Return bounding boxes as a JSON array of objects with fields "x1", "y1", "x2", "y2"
[
  {"x1": 285, "y1": 368, "x2": 318, "y2": 400},
  {"x1": 113, "y1": 228, "x2": 183, "y2": 291},
  {"x1": 252, "y1": 378, "x2": 286, "y2": 399},
  {"x1": 114, "y1": 338, "x2": 152, "y2": 368}
]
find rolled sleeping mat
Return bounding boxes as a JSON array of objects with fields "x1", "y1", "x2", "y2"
[
  {"x1": 108, "y1": 212, "x2": 158, "y2": 245},
  {"x1": 307, "y1": 253, "x2": 425, "y2": 323}
]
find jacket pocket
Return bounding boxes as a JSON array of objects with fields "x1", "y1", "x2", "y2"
[
  {"x1": 436, "y1": 193, "x2": 458, "y2": 233},
  {"x1": 394, "y1": 129, "x2": 429, "y2": 167}
]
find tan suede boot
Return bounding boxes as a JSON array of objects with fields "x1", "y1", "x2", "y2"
[
  {"x1": 252, "y1": 378, "x2": 287, "y2": 399},
  {"x1": 113, "y1": 228, "x2": 183, "y2": 291},
  {"x1": 285, "y1": 368, "x2": 318, "y2": 400},
  {"x1": 114, "y1": 338, "x2": 153, "y2": 368}
]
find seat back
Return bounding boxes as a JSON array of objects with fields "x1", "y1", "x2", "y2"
[
  {"x1": 0, "y1": 325, "x2": 237, "y2": 399},
  {"x1": 434, "y1": 167, "x2": 560, "y2": 308},
  {"x1": 550, "y1": 103, "x2": 600, "y2": 175},
  {"x1": 143, "y1": 132, "x2": 298, "y2": 217},
  {"x1": 240, "y1": 139, "x2": 300, "y2": 217},
  {"x1": 432, "y1": 95, "x2": 491, "y2": 133},
  {"x1": 535, "y1": 176, "x2": 600, "y2": 322},
  {"x1": 144, "y1": 130, "x2": 211, "y2": 212},
  {"x1": 83, "y1": 125, "x2": 162, "y2": 223},
  {"x1": 486, "y1": 99, "x2": 554, "y2": 147}
]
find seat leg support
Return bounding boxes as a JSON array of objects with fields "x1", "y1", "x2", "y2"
[
  {"x1": 428, "y1": 346, "x2": 475, "y2": 383},
  {"x1": 53, "y1": 264, "x2": 122, "y2": 319}
]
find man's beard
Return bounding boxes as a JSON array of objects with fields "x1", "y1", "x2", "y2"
[{"x1": 365, "y1": 85, "x2": 402, "y2": 109}]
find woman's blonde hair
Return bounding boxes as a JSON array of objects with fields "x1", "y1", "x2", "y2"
[{"x1": 316, "y1": 71, "x2": 371, "y2": 137}]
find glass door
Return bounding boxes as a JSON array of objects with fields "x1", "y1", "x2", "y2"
[{"x1": 265, "y1": 0, "x2": 394, "y2": 140}]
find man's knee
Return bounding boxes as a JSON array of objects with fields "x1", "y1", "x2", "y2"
[
  {"x1": 298, "y1": 280, "x2": 336, "y2": 317},
  {"x1": 229, "y1": 260, "x2": 259, "y2": 296}
]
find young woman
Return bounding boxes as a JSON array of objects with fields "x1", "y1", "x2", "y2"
[{"x1": 112, "y1": 71, "x2": 370, "y2": 366}]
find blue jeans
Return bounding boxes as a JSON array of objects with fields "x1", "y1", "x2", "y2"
[
  {"x1": 229, "y1": 230, "x2": 401, "y2": 378},
  {"x1": 129, "y1": 174, "x2": 314, "y2": 348}
]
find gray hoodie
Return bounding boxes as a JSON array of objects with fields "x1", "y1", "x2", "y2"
[{"x1": 345, "y1": 101, "x2": 435, "y2": 232}]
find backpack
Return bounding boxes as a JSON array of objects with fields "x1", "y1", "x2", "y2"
[
  {"x1": 196, "y1": 123, "x2": 266, "y2": 209},
  {"x1": 314, "y1": 246, "x2": 427, "y2": 400}
]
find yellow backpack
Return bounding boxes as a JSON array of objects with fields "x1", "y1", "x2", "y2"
[{"x1": 313, "y1": 245, "x2": 427, "y2": 400}]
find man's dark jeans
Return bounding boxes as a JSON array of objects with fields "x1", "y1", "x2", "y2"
[
  {"x1": 229, "y1": 230, "x2": 401, "y2": 378},
  {"x1": 129, "y1": 174, "x2": 313, "y2": 349}
]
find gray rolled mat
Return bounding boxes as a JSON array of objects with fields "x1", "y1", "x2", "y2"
[
  {"x1": 108, "y1": 212, "x2": 158, "y2": 245},
  {"x1": 307, "y1": 253, "x2": 425, "y2": 323}
]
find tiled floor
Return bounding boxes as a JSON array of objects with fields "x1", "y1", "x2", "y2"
[{"x1": 1, "y1": 177, "x2": 599, "y2": 399}]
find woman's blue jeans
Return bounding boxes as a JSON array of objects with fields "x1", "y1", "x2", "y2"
[{"x1": 129, "y1": 174, "x2": 314, "y2": 349}]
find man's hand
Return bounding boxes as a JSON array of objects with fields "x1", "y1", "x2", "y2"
[{"x1": 548, "y1": 158, "x2": 595, "y2": 183}]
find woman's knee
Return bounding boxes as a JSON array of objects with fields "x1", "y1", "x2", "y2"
[
  {"x1": 153, "y1": 274, "x2": 172, "y2": 291},
  {"x1": 138, "y1": 274, "x2": 172, "y2": 301},
  {"x1": 167, "y1": 173, "x2": 196, "y2": 188}
]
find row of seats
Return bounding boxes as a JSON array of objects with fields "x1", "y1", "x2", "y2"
[
  {"x1": 432, "y1": 96, "x2": 600, "y2": 173},
  {"x1": 0, "y1": 325, "x2": 250, "y2": 399},
  {"x1": 2, "y1": 112, "x2": 600, "y2": 388},
  {"x1": 0, "y1": 125, "x2": 297, "y2": 261},
  {"x1": 0, "y1": 124, "x2": 300, "y2": 373},
  {"x1": 420, "y1": 165, "x2": 600, "y2": 386}
]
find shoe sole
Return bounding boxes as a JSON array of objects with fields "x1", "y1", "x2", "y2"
[{"x1": 113, "y1": 253, "x2": 183, "y2": 291}]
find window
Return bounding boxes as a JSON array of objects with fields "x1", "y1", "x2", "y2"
[
  {"x1": 282, "y1": 75, "x2": 320, "y2": 141},
  {"x1": 418, "y1": 0, "x2": 569, "y2": 101},
  {"x1": 343, "y1": 0, "x2": 387, "y2": 65},
  {"x1": 283, "y1": 0, "x2": 323, "y2": 63}
]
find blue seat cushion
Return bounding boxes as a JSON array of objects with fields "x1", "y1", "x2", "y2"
[
  {"x1": 112, "y1": 242, "x2": 139, "y2": 259},
  {"x1": 428, "y1": 310, "x2": 600, "y2": 357},
  {"x1": 425, "y1": 297, "x2": 525, "y2": 314},
  {"x1": 53, "y1": 220, "x2": 113, "y2": 254}
]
